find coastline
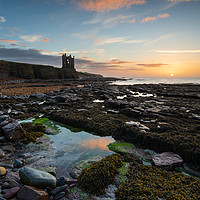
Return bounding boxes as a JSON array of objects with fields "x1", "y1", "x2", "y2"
[{"x1": 0, "y1": 77, "x2": 199, "y2": 199}]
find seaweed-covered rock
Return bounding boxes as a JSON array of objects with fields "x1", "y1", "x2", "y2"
[
  {"x1": 78, "y1": 154, "x2": 123, "y2": 195},
  {"x1": 115, "y1": 164, "x2": 200, "y2": 200}
]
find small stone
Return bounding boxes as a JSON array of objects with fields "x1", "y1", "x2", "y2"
[
  {"x1": 53, "y1": 192, "x2": 65, "y2": 200},
  {"x1": 0, "y1": 160, "x2": 14, "y2": 169},
  {"x1": 57, "y1": 177, "x2": 65, "y2": 186},
  {"x1": 1, "y1": 189, "x2": 8, "y2": 195},
  {"x1": 2, "y1": 182, "x2": 9, "y2": 189},
  {"x1": 65, "y1": 178, "x2": 77, "y2": 185},
  {"x1": 3, "y1": 187, "x2": 20, "y2": 199},
  {"x1": 14, "y1": 159, "x2": 23, "y2": 168},
  {"x1": 0, "y1": 167, "x2": 6, "y2": 176},
  {"x1": 49, "y1": 184, "x2": 68, "y2": 196},
  {"x1": 17, "y1": 185, "x2": 49, "y2": 200},
  {"x1": 9, "y1": 180, "x2": 21, "y2": 188},
  {"x1": 0, "y1": 149, "x2": 5, "y2": 159},
  {"x1": 3, "y1": 145, "x2": 15, "y2": 153},
  {"x1": 0, "y1": 115, "x2": 9, "y2": 123}
]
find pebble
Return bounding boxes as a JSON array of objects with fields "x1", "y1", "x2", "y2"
[
  {"x1": 53, "y1": 192, "x2": 65, "y2": 200},
  {"x1": 13, "y1": 159, "x2": 23, "y2": 168},
  {"x1": 49, "y1": 184, "x2": 68, "y2": 196},
  {"x1": 0, "y1": 149, "x2": 5, "y2": 159},
  {"x1": 0, "y1": 167, "x2": 6, "y2": 176}
]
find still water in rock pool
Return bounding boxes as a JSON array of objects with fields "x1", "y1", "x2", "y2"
[{"x1": 20, "y1": 118, "x2": 114, "y2": 178}]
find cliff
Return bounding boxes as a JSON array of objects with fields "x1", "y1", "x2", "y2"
[{"x1": 0, "y1": 60, "x2": 78, "y2": 80}]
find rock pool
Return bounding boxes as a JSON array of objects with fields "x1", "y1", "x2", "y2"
[{"x1": 20, "y1": 118, "x2": 114, "y2": 178}]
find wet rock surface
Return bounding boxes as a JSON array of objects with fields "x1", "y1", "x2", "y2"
[{"x1": 0, "y1": 78, "x2": 200, "y2": 199}]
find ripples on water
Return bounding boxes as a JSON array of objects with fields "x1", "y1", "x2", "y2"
[{"x1": 112, "y1": 77, "x2": 200, "y2": 85}]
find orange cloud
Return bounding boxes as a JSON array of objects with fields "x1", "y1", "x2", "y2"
[
  {"x1": 157, "y1": 13, "x2": 170, "y2": 19},
  {"x1": 42, "y1": 38, "x2": 50, "y2": 42},
  {"x1": 141, "y1": 13, "x2": 170, "y2": 23},
  {"x1": 0, "y1": 38, "x2": 20, "y2": 43},
  {"x1": 141, "y1": 16, "x2": 156, "y2": 23},
  {"x1": 93, "y1": 38, "x2": 101, "y2": 44},
  {"x1": 76, "y1": 0, "x2": 146, "y2": 12}
]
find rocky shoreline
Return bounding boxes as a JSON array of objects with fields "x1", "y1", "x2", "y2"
[{"x1": 0, "y1": 78, "x2": 199, "y2": 199}]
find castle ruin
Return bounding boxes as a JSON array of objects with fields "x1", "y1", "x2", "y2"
[{"x1": 62, "y1": 53, "x2": 75, "y2": 69}]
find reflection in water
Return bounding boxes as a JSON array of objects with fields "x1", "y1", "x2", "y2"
[{"x1": 83, "y1": 138, "x2": 114, "y2": 151}]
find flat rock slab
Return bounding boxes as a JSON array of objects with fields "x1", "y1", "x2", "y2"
[
  {"x1": 152, "y1": 152, "x2": 183, "y2": 171},
  {"x1": 19, "y1": 166, "x2": 56, "y2": 189},
  {"x1": 17, "y1": 185, "x2": 49, "y2": 200}
]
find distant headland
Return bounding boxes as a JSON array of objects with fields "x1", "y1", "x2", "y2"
[{"x1": 0, "y1": 54, "x2": 103, "y2": 80}]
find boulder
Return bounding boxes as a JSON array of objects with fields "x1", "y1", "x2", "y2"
[
  {"x1": 17, "y1": 185, "x2": 49, "y2": 200},
  {"x1": 1, "y1": 121, "x2": 26, "y2": 141},
  {"x1": 3, "y1": 187, "x2": 20, "y2": 199},
  {"x1": 19, "y1": 167, "x2": 56, "y2": 189},
  {"x1": 152, "y1": 152, "x2": 183, "y2": 170}
]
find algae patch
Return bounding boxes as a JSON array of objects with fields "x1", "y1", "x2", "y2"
[{"x1": 108, "y1": 141, "x2": 135, "y2": 154}]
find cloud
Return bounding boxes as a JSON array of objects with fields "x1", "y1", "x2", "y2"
[
  {"x1": 137, "y1": 63, "x2": 168, "y2": 67},
  {"x1": 0, "y1": 16, "x2": 6, "y2": 23},
  {"x1": 75, "y1": 0, "x2": 146, "y2": 12},
  {"x1": 82, "y1": 14, "x2": 135, "y2": 26},
  {"x1": 0, "y1": 38, "x2": 20, "y2": 43},
  {"x1": 76, "y1": 57, "x2": 137, "y2": 71},
  {"x1": 141, "y1": 16, "x2": 156, "y2": 23},
  {"x1": 9, "y1": 27, "x2": 20, "y2": 34},
  {"x1": 123, "y1": 40, "x2": 146, "y2": 44},
  {"x1": 155, "y1": 50, "x2": 200, "y2": 53},
  {"x1": 143, "y1": 34, "x2": 175, "y2": 45},
  {"x1": 20, "y1": 35, "x2": 43, "y2": 42},
  {"x1": 96, "y1": 37, "x2": 126, "y2": 45},
  {"x1": 10, "y1": 43, "x2": 27, "y2": 47},
  {"x1": 141, "y1": 13, "x2": 170, "y2": 23},
  {"x1": 0, "y1": 47, "x2": 61, "y2": 66},
  {"x1": 42, "y1": 38, "x2": 50, "y2": 42}
]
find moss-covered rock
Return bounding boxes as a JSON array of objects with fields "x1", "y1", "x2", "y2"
[
  {"x1": 21, "y1": 122, "x2": 45, "y2": 143},
  {"x1": 78, "y1": 154, "x2": 123, "y2": 195}
]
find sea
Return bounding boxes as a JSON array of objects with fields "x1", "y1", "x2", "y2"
[{"x1": 112, "y1": 77, "x2": 200, "y2": 85}]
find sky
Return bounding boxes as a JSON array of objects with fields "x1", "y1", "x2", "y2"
[{"x1": 0, "y1": 0, "x2": 200, "y2": 77}]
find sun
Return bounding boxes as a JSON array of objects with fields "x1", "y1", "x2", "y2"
[{"x1": 171, "y1": 73, "x2": 174, "y2": 77}]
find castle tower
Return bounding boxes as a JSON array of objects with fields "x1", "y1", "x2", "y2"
[{"x1": 62, "y1": 53, "x2": 75, "y2": 69}]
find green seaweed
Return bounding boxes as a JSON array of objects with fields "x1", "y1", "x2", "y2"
[
  {"x1": 33, "y1": 118, "x2": 59, "y2": 134},
  {"x1": 108, "y1": 141, "x2": 135, "y2": 154},
  {"x1": 118, "y1": 162, "x2": 129, "y2": 183}
]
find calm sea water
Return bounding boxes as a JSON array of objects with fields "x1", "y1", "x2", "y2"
[{"x1": 113, "y1": 77, "x2": 200, "y2": 85}]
